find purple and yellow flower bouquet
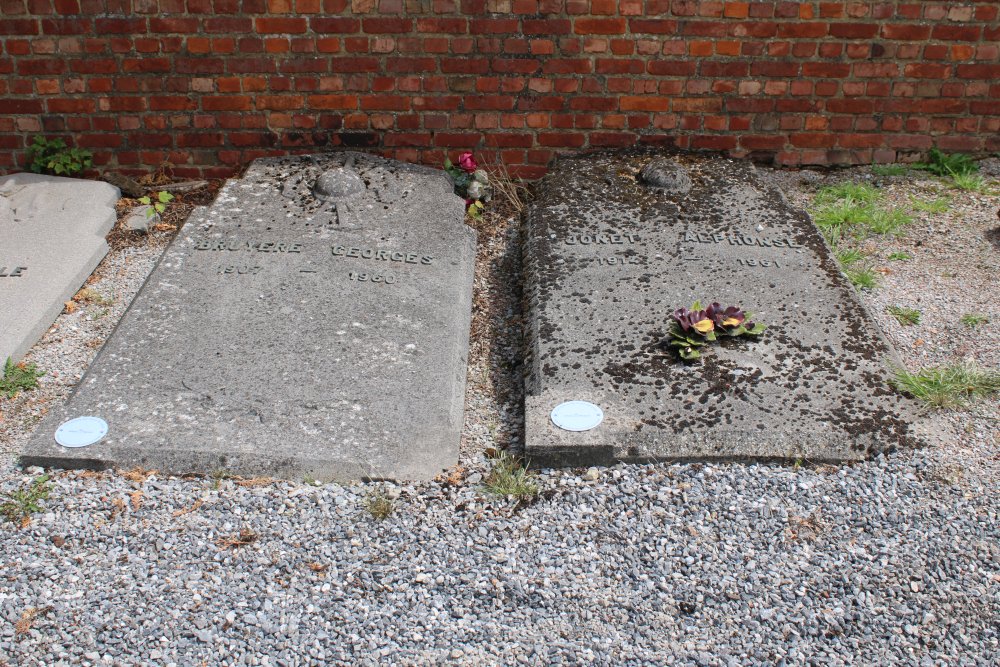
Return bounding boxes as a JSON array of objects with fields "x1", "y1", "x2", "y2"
[{"x1": 667, "y1": 301, "x2": 766, "y2": 360}]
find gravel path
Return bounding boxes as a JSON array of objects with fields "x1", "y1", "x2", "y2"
[{"x1": 1, "y1": 163, "x2": 998, "y2": 665}]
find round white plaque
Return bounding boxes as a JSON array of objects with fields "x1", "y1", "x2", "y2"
[
  {"x1": 55, "y1": 417, "x2": 109, "y2": 448},
  {"x1": 551, "y1": 401, "x2": 604, "y2": 432}
]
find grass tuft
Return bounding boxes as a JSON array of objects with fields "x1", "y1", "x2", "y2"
[
  {"x1": 960, "y1": 313, "x2": 989, "y2": 328},
  {"x1": 949, "y1": 171, "x2": 992, "y2": 193},
  {"x1": 363, "y1": 488, "x2": 396, "y2": 521},
  {"x1": 844, "y1": 264, "x2": 878, "y2": 290},
  {"x1": 485, "y1": 161, "x2": 532, "y2": 215},
  {"x1": 887, "y1": 251, "x2": 912, "y2": 261},
  {"x1": 814, "y1": 182, "x2": 881, "y2": 207},
  {"x1": 483, "y1": 451, "x2": 539, "y2": 498},
  {"x1": 891, "y1": 363, "x2": 1000, "y2": 409},
  {"x1": 834, "y1": 248, "x2": 864, "y2": 267},
  {"x1": 910, "y1": 196, "x2": 950, "y2": 214},
  {"x1": 867, "y1": 208, "x2": 913, "y2": 236},
  {"x1": 871, "y1": 164, "x2": 908, "y2": 177},
  {"x1": 1, "y1": 358, "x2": 44, "y2": 399},
  {"x1": 886, "y1": 305, "x2": 921, "y2": 326}
]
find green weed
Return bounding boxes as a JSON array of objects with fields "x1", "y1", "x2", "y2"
[
  {"x1": 139, "y1": 191, "x2": 175, "y2": 218},
  {"x1": 867, "y1": 208, "x2": 913, "y2": 236},
  {"x1": 1, "y1": 358, "x2": 44, "y2": 399},
  {"x1": 913, "y1": 148, "x2": 978, "y2": 177},
  {"x1": 811, "y1": 181, "x2": 910, "y2": 240},
  {"x1": 814, "y1": 182, "x2": 881, "y2": 207},
  {"x1": 949, "y1": 171, "x2": 991, "y2": 193},
  {"x1": 871, "y1": 164, "x2": 908, "y2": 177},
  {"x1": 27, "y1": 136, "x2": 92, "y2": 176},
  {"x1": 887, "y1": 252, "x2": 912, "y2": 261},
  {"x1": 1, "y1": 475, "x2": 52, "y2": 526},
  {"x1": 886, "y1": 305, "x2": 921, "y2": 326},
  {"x1": 910, "y1": 196, "x2": 950, "y2": 214},
  {"x1": 363, "y1": 488, "x2": 396, "y2": 521},
  {"x1": 891, "y1": 363, "x2": 1000, "y2": 409},
  {"x1": 483, "y1": 451, "x2": 539, "y2": 499},
  {"x1": 834, "y1": 248, "x2": 865, "y2": 267},
  {"x1": 845, "y1": 265, "x2": 878, "y2": 290},
  {"x1": 960, "y1": 313, "x2": 989, "y2": 328}
]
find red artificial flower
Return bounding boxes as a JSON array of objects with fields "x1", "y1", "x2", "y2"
[{"x1": 458, "y1": 152, "x2": 477, "y2": 173}]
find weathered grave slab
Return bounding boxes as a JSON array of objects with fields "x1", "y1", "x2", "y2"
[
  {"x1": 23, "y1": 153, "x2": 476, "y2": 481},
  {"x1": 523, "y1": 151, "x2": 916, "y2": 465},
  {"x1": 0, "y1": 173, "x2": 119, "y2": 364}
]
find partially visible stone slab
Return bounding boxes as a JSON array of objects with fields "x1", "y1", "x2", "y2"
[
  {"x1": 523, "y1": 150, "x2": 917, "y2": 466},
  {"x1": 0, "y1": 173, "x2": 119, "y2": 364},
  {"x1": 124, "y1": 205, "x2": 154, "y2": 232},
  {"x1": 23, "y1": 153, "x2": 476, "y2": 482}
]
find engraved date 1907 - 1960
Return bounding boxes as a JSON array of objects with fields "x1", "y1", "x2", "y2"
[{"x1": 218, "y1": 265, "x2": 262, "y2": 275}]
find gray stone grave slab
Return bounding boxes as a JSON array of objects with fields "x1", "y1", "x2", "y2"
[
  {"x1": 523, "y1": 151, "x2": 917, "y2": 466},
  {"x1": 0, "y1": 173, "x2": 119, "y2": 364},
  {"x1": 23, "y1": 153, "x2": 476, "y2": 481}
]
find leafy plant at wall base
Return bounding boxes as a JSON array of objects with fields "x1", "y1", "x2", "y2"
[
  {"x1": 912, "y1": 148, "x2": 978, "y2": 177},
  {"x1": 1, "y1": 358, "x2": 43, "y2": 399},
  {"x1": 27, "y1": 137, "x2": 92, "y2": 176},
  {"x1": 139, "y1": 191, "x2": 174, "y2": 218},
  {"x1": 666, "y1": 301, "x2": 765, "y2": 361}
]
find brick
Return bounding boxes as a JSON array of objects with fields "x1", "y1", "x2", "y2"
[
  {"x1": 94, "y1": 18, "x2": 146, "y2": 34},
  {"x1": 255, "y1": 17, "x2": 307, "y2": 34},
  {"x1": 881, "y1": 24, "x2": 931, "y2": 41},
  {"x1": 904, "y1": 63, "x2": 951, "y2": 79},
  {"x1": 620, "y1": 96, "x2": 669, "y2": 112},
  {"x1": 469, "y1": 18, "x2": 518, "y2": 33},
  {"x1": 257, "y1": 95, "x2": 305, "y2": 110},
  {"x1": 363, "y1": 17, "x2": 413, "y2": 33},
  {"x1": 628, "y1": 19, "x2": 678, "y2": 34},
  {"x1": 202, "y1": 95, "x2": 252, "y2": 111},
  {"x1": 648, "y1": 60, "x2": 697, "y2": 76},
  {"x1": 589, "y1": 132, "x2": 636, "y2": 147},
  {"x1": 523, "y1": 18, "x2": 571, "y2": 34},
  {"x1": 150, "y1": 17, "x2": 198, "y2": 33},
  {"x1": 575, "y1": 18, "x2": 626, "y2": 34},
  {"x1": 829, "y1": 23, "x2": 879, "y2": 39},
  {"x1": 931, "y1": 25, "x2": 981, "y2": 42}
]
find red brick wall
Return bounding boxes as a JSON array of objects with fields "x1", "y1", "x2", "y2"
[{"x1": 1, "y1": 1, "x2": 997, "y2": 178}]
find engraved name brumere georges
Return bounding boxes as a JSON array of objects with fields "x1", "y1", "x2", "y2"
[
  {"x1": 0, "y1": 265, "x2": 27, "y2": 278},
  {"x1": 193, "y1": 238, "x2": 435, "y2": 285}
]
